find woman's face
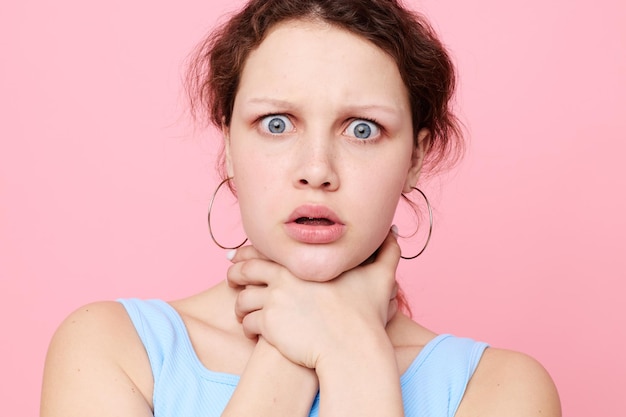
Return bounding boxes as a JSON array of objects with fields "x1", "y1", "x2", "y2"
[{"x1": 225, "y1": 19, "x2": 425, "y2": 281}]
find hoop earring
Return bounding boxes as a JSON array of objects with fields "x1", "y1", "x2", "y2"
[
  {"x1": 399, "y1": 187, "x2": 433, "y2": 260},
  {"x1": 208, "y1": 178, "x2": 248, "y2": 250}
]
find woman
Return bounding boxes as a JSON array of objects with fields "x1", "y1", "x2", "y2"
[{"x1": 41, "y1": 0, "x2": 561, "y2": 416}]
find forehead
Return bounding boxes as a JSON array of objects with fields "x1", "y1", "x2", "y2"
[{"x1": 235, "y1": 19, "x2": 409, "y2": 108}]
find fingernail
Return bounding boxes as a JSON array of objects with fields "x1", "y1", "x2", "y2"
[
  {"x1": 226, "y1": 249, "x2": 237, "y2": 261},
  {"x1": 391, "y1": 224, "x2": 399, "y2": 237}
]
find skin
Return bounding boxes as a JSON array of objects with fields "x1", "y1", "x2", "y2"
[
  {"x1": 224, "y1": 19, "x2": 425, "y2": 282},
  {"x1": 41, "y1": 19, "x2": 561, "y2": 417}
]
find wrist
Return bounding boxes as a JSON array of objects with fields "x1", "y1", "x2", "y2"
[
  {"x1": 315, "y1": 332, "x2": 403, "y2": 416},
  {"x1": 316, "y1": 325, "x2": 396, "y2": 377},
  {"x1": 224, "y1": 337, "x2": 319, "y2": 416},
  {"x1": 254, "y1": 337, "x2": 318, "y2": 387}
]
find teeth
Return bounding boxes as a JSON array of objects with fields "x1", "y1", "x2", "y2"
[{"x1": 295, "y1": 217, "x2": 333, "y2": 225}]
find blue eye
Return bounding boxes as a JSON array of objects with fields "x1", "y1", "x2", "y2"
[
  {"x1": 261, "y1": 115, "x2": 293, "y2": 134},
  {"x1": 345, "y1": 119, "x2": 380, "y2": 140}
]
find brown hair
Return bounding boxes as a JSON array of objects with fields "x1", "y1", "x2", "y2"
[{"x1": 186, "y1": 0, "x2": 464, "y2": 177}]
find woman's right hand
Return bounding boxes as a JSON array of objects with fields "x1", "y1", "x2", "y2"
[{"x1": 227, "y1": 230, "x2": 402, "y2": 369}]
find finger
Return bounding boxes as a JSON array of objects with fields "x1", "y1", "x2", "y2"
[
  {"x1": 241, "y1": 310, "x2": 263, "y2": 340},
  {"x1": 374, "y1": 230, "x2": 402, "y2": 272},
  {"x1": 365, "y1": 231, "x2": 401, "y2": 300},
  {"x1": 386, "y1": 298, "x2": 399, "y2": 324},
  {"x1": 227, "y1": 245, "x2": 270, "y2": 264},
  {"x1": 227, "y1": 258, "x2": 281, "y2": 288},
  {"x1": 390, "y1": 282, "x2": 399, "y2": 301},
  {"x1": 235, "y1": 286, "x2": 266, "y2": 322}
]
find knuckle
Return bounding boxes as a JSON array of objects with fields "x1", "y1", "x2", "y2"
[
  {"x1": 235, "y1": 288, "x2": 247, "y2": 306},
  {"x1": 226, "y1": 265, "x2": 241, "y2": 284},
  {"x1": 239, "y1": 259, "x2": 256, "y2": 277},
  {"x1": 241, "y1": 314, "x2": 256, "y2": 334}
]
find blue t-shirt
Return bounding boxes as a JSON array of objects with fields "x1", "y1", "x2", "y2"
[{"x1": 119, "y1": 298, "x2": 488, "y2": 417}]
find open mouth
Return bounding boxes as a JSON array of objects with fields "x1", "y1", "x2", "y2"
[
  {"x1": 295, "y1": 217, "x2": 335, "y2": 226},
  {"x1": 285, "y1": 206, "x2": 345, "y2": 243}
]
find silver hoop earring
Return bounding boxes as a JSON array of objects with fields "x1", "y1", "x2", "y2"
[
  {"x1": 399, "y1": 187, "x2": 433, "y2": 260},
  {"x1": 208, "y1": 178, "x2": 248, "y2": 250}
]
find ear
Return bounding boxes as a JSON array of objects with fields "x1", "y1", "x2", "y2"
[
  {"x1": 222, "y1": 122, "x2": 235, "y2": 179},
  {"x1": 403, "y1": 128, "x2": 430, "y2": 193}
]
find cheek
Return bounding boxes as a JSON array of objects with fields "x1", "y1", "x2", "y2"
[
  {"x1": 351, "y1": 179, "x2": 403, "y2": 237},
  {"x1": 369, "y1": 198, "x2": 400, "y2": 241},
  {"x1": 359, "y1": 177, "x2": 406, "y2": 235},
  {"x1": 234, "y1": 176, "x2": 282, "y2": 245},
  {"x1": 363, "y1": 169, "x2": 407, "y2": 210}
]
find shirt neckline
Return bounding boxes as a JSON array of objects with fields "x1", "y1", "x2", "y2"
[{"x1": 153, "y1": 299, "x2": 449, "y2": 386}]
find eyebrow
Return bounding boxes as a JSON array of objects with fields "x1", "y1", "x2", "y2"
[
  {"x1": 244, "y1": 97, "x2": 295, "y2": 108},
  {"x1": 342, "y1": 104, "x2": 403, "y2": 117},
  {"x1": 244, "y1": 97, "x2": 403, "y2": 116}
]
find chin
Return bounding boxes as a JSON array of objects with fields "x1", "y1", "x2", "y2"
[
  {"x1": 281, "y1": 252, "x2": 363, "y2": 282},
  {"x1": 289, "y1": 267, "x2": 343, "y2": 282},
  {"x1": 257, "y1": 235, "x2": 381, "y2": 282}
]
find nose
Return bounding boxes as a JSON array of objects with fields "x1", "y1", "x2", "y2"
[{"x1": 293, "y1": 134, "x2": 339, "y2": 191}]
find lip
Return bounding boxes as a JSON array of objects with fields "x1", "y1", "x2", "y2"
[{"x1": 284, "y1": 204, "x2": 346, "y2": 244}]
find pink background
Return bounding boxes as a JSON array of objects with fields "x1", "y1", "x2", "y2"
[{"x1": 1, "y1": 0, "x2": 624, "y2": 415}]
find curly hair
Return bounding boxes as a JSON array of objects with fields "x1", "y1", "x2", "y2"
[{"x1": 186, "y1": 0, "x2": 464, "y2": 177}]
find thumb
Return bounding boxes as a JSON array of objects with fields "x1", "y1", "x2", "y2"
[{"x1": 374, "y1": 228, "x2": 402, "y2": 272}]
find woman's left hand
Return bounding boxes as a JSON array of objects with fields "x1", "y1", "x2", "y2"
[{"x1": 226, "y1": 230, "x2": 401, "y2": 369}]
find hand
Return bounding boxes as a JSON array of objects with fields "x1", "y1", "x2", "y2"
[{"x1": 227, "y1": 230, "x2": 401, "y2": 369}]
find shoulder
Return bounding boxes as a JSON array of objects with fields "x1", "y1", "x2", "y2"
[
  {"x1": 51, "y1": 300, "x2": 135, "y2": 337},
  {"x1": 45, "y1": 301, "x2": 147, "y2": 365},
  {"x1": 390, "y1": 315, "x2": 561, "y2": 416},
  {"x1": 457, "y1": 347, "x2": 561, "y2": 417},
  {"x1": 41, "y1": 301, "x2": 154, "y2": 416}
]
